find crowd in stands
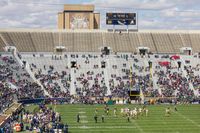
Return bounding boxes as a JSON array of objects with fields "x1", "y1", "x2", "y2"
[
  {"x1": 185, "y1": 64, "x2": 200, "y2": 95},
  {"x1": 33, "y1": 65, "x2": 71, "y2": 100},
  {"x1": 155, "y1": 66, "x2": 195, "y2": 102},
  {"x1": 75, "y1": 72, "x2": 107, "y2": 100},
  {"x1": 109, "y1": 54, "x2": 160, "y2": 98},
  {"x1": 0, "y1": 55, "x2": 44, "y2": 113},
  {"x1": 0, "y1": 53, "x2": 199, "y2": 109},
  {"x1": 22, "y1": 53, "x2": 199, "y2": 103}
]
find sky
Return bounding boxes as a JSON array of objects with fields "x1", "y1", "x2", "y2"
[{"x1": 0, "y1": 0, "x2": 200, "y2": 30}]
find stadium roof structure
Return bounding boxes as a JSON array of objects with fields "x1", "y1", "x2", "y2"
[{"x1": 0, "y1": 29, "x2": 200, "y2": 53}]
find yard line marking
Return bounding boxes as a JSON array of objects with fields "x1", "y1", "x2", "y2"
[
  {"x1": 162, "y1": 121, "x2": 167, "y2": 125},
  {"x1": 70, "y1": 126, "x2": 137, "y2": 129},
  {"x1": 131, "y1": 119, "x2": 144, "y2": 133},
  {"x1": 71, "y1": 129, "x2": 137, "y2": 132},
  {"x1": 174, "y1": 111, "x2": 200, "y2": 128},
  {"x1": 78, "y1": 108, "x2": 88, "y2": 126},
  {"x1": 67, "y1": 124, "x2": 200, "y2": 128},
  {"x1": 79, "y1": 125, "x2": 89, "y2": 129},
  {"x1": 80, "y1": 120, "x2": 88, "y2": 124},
  {"x1": 78, "y1": 111, "x2": 86, "y2": 114},
  {"x1": 78, "y1": 108, "x2": 86, "y2": 110},
  {"x1": 80, "y1": 115, "x2": 87, "y2": 118}
]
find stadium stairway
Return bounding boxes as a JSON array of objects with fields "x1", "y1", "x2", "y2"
[
  {"x1": 104, "y1": 56, "x2": 111, "y2": 95},
  {"x1": 23, "y1": 63, "x2": 50, "y2": 97},
  {"x1": 67, "y1": 57, "x2": 72, "y2": 95},
  {"x1": 70, "y1": 68, "x2": 76, "y2": 95},
  {"x1": 57, "y1": 79, "x2": 68, "y2": 93},
  {"x1": 143, "y1": 56, "x2": 161, "y2": 95},
  {"x1": 179, "y1": 56, "x2": 199, "y2": 96},
  {"x1": 113, "y1": 54, "x2": 121, "y2": 79},
  {"x1": 179, "y1": 56, "x2": 194, "y2": 91},
  {"x1": 12, "y1": 49, "x2": 50, "y2": 97},
  {"x1": 12, "y1": 48, "x2": 23, "y2": 67},
  {"x1": 149, "y1": 55, "x2": 168, "y2": 97}
]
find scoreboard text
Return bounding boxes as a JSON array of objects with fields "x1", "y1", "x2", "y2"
[{"x1": 106, "y1": 13, "x2": 137, "y2": 25}]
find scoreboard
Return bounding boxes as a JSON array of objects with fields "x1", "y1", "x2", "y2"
[
  {"x1": 128, "y1": 90, "x2": 140, "y2": 96},
  {"x1": 106, "y1": 13, "x2": 137, "y2": 25},
  {"x1": 128, "y1": 90, "x2": 140, "y2": 100}
]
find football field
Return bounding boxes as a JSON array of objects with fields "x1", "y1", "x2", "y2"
[{"x1": 25, "y1": 104, "x2": 200, "y2": 133}]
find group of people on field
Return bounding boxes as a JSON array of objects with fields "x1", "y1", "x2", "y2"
[{"x1": 76, "y1": 105, "x2": 150, "y2": 124}]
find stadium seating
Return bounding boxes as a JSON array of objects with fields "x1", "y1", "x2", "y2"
[
  {"x1": 19, "y1": 52, "x2": 199, "y2": 101},
  {"x1": 189, "y1": 33, "x2": 200, "y2": 53},
  {"x1": 180, "y1": 33, "x2": 192, "y2": 47},
  {"x1": 0, "y1": 54, "x2": 45, "y2": 113},
  {"x1": 74, "y1": 32, "x2": 92, "y2": 52},
  {"x1": 0, "y1": 29, "x2": 199, "y2": 106},
  {"x1": 90, "y1": 32, "x2": 103, "y2": 52},
  {"x1": 167, "y1": 33, "x2": 183, "y2": 53},
  {"x1": 113, "y1": 33, "x2": 132, "y2": 52},
  {"x1": 1, "y1": 30, "x2": 200, "y2": 53},
  {"x1": 151, "y1": 33, "x2": 174, "y2": 53},
  {"x1": 138, "y1": 32, "x2": 156, "y2": 52},
  {"x1": 0, "y1": 32, "x2": 14, "y2": 46},
  {"x1": 104, "y1": 33, "x2": 117, "y2": 52},
  {"x1": 7, "y1": 32, "x2": 36, "y2": 52},
  {"x1": 30, "y1": 32, "x2": 54, "y2": 52},
  {"x1": 0, "y1": 36, "x2": 6, "y2": 51}
]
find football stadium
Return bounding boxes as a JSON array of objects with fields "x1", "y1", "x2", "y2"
[{"x1": 0, "y1": 1, "x2": 200, "y2": 133}]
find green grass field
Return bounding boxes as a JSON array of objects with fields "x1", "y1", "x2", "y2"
[{"x1": 25, "y1": 104, "x2": 200, "y2": 133}]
